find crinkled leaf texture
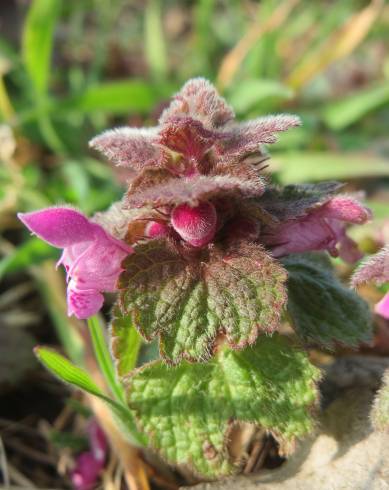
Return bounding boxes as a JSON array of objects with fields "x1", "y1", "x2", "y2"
[
  {"x1": 117, "y1": 239, "x2": 287, "y2": 363},
  {"x1": 283, "y1": 253, "x2": 372, "y2": 348},
  {"x1": 125, "y1": 334, "x2": 320, "y2": 478}
]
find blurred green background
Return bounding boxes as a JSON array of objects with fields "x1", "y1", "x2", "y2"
[{"x1": 0, "y1": 0, "x2": 388, "y2": 487}]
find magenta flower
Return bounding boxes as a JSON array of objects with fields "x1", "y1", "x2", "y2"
[
  {"x1": 352, "y1": 246, "x2": 389, "y2": 319},
  {"x1": 71, "y1": 421, "x2": 108, "y2": 490},
  {"x1": 18, "y1": 207, "x2": 132, "y2": 319},
  {"x1": 262, "y1": 196, "x2": 371, "y2": 262}
]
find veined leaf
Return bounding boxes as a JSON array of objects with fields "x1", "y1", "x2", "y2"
[
  {"x1": 35, "y1": 347, "x2": 103, "y2": 397},
  {"x1": 126, "y1": 334, "x2": 319, "y2": 478},
  {"x1": 283, "y1": 253, "x2": 372, "y2": 348},
  {"x1": 118, "y1": 240, "x2": 287, "y2": 363},
  {"x1": 22, "y1": 0, "x2": 60, "y2": 95}
]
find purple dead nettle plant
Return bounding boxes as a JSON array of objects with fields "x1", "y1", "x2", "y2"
[{"x1": 20, "y1": 79, "x2": 374, "y2": 478}]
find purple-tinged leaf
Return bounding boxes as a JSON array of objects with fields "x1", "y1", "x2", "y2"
[
  {"x1": 352, "y1": 246, "x2": 389, "y2": 287},
  {"x1": 214, "y1": 114, "x2": 301, "y2": 164},
  {"x1": 89, "y1": 127, "x2": 163, "y2": 169},
  {"x1": 126, "y1": 174, "x2": 265, "y2": 208},
  {"x1": 159, "y1": 77, "x2": 235, "y2": 129},
  {"x1": 159, "y1": 116, "x2": 222, "y2": 163},
  {"x1": 117, "y1": 240, "x2": 287, "y2": 363}
]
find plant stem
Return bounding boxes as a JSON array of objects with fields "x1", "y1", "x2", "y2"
[{"x1": 87, "y1": 315, "x2": 126, "y2": 404}]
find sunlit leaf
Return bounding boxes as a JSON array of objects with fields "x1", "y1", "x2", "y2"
[{"x1": 126, "y1": 335, "x2": 319, "y2": 477}]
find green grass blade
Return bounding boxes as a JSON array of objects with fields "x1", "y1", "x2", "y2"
[
  {"x1": 322, "y1": 82, "x2": 389, "y2": 130},
  {"x1": 22, "y1": 0, "x2": 61, "y2": 96},
  {"x1": 145, "y1": 0, "x2": 167, "y2": 80},
  {"x1": 274, "y1": 152, "x2": 389, "y2": 183}
]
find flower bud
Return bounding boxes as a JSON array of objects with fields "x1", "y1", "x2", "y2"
[{"x1": 171, "y1": 201, "x2": 217, "y2": 247}]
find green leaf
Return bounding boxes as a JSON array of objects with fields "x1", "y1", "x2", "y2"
[
  {"x1": 118, "y1": 240, "x2": 287, "y2": 363},
  {"x1": 35, "y1": 347, "x2": 146, "y2": 446},
  {"x1": 111, "y1": 305, "x2": 142, "y2": 376},
  {"x1": 126, "y1": 334, "x2": 319, "y2": 478},
  {"x1": 371, "y1": 369, "x2": 389, "y2": 432},
  {"x1": 227, "y1": 79, "x2": 293, "y2": 114},
  {"x1": 322, "y1": 82, "x2": 389, "y2": 130},
  {"x1": 283, "y1": 253, "x2": 373, "y2": 348},
  {"x1": 274, "y1": 152, "x2": 389, "y2": 183},
  {"x1": 22, "y1": 0, "x2": 60, "y2": 95},
  {"x1": 0, "y1": 238, "x2": 57, "y2": 282},
  {"x1": 35, "y1": 347, "x2": 104, "y2": 397},
  {"x1": 63, "y1": 80, "x2": 166, "y2": 114}
]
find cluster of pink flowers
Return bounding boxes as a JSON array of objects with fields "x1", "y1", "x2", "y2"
[{"x1": 18, "y1": 78, "x2": 376, "y2": 320}]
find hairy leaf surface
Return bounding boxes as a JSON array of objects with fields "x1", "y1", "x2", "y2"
[
  {"x1": 258, "y1": 182, "x2": 343, "y2": 221},
  {"x1": 118, "y1": 240, "x2": 287, "y2": 363},
  {"x1": 283, "y1": 253, "x2": 372, "y2": 347},
  {"x1": 126, "y1": 335, "x2": 319, "y2": 477}
]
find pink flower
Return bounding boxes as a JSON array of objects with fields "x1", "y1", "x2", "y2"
[
  {"x1": 352, "y1": 246, "x2": 389, "y2": 319},
  {"x1": 18, "y1": 207, "x2": 132, "y2": 319},
  {"x1": 262, "y1": 196, "x2": 371, "y2": 263},
  {"x1": 71, "y1": 452, "x2": 104, "y2": 490},
  {"x1": 71, "y1": 421, "x2": 108, "y2": 490}
]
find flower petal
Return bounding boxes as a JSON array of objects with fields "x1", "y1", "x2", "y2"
[
  {"x1": 70, "y1": 451, "x2": 104, "y2": 490},
  {"x1": 323, "y1": 196, "x2": 372, "y2": 224},
  {"x1": 18, "y1": 207, "x2": 96, "y2": 248},
  {"x1": 67, "y1": 283, "x2": 104, "y2": 320},
  {"x1": 375, "y1": 292, "x2": 389, "y2": 320}
]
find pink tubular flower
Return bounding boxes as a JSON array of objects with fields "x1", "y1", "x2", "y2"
[
  {"x1": 262, "y1": 196, "x2": 371, "y2": 263},
  {"x1": 18, "y1": 207, "x2": 132, "y2": 319}
]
